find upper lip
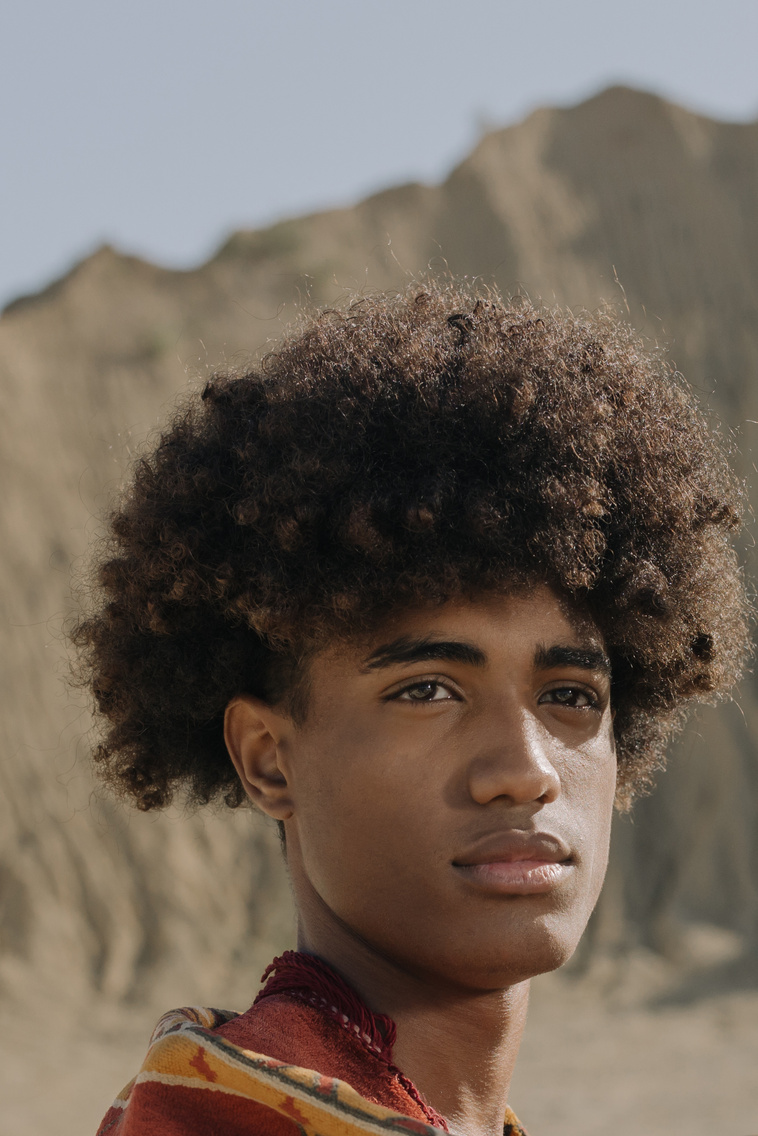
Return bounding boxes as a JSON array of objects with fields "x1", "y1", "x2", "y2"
[{"x1": 452, "y1": 831, "x2": 572, "y2": 867}]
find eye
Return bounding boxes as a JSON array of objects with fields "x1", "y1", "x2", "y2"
[
  {"x1": 390, "y1": 680, "x2": 458, "y2": 703},
  {"x1": 539, "y1": 686, "x2": 599, "y2": 710}
]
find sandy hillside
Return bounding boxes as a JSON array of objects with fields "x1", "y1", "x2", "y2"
[{"x1": 1, "y1": 85, "x2": 757, "y2": 1134}]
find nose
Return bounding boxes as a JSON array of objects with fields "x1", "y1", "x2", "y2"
[{"x1": 466, "y1": 707, "x2": 561, "y2": 807}]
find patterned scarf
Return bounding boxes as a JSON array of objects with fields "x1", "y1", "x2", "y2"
[{"x1": 97, "y1": 952, "x2": 529, "y2": 1136}]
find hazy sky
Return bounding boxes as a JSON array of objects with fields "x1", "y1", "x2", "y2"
[{"x1": 2, "y1": 0, "x2": 757, "y2": 308}]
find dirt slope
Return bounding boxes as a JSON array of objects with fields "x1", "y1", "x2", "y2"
[{"x1": 2, "y1": 85, "x2": 757, "y2": 1031}]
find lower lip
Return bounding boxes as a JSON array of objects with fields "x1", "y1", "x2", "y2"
[{"x1": 453, "y1": 860, "x2": 573, "y2": 895}]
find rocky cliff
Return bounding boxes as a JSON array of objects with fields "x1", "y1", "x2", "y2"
[{"x1": 2, "y1": 85, "x2": 757, "y2": 1014}]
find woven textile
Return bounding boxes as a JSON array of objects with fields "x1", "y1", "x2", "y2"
[{"x1": 96, "y1": 1004, "x2": 529, "y2": 1136}]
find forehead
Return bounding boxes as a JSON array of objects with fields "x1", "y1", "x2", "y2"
[
  {"x1": 379, "y1": 585, "x2": 597, "y2": 636},
  {"x1": 315, "y1": 585, "x2": 605, "y2": 670}
]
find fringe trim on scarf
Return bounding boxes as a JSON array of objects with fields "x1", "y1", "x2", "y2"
[{"x1": 254, "y1": 950, "x2": 448, "y2": 1131}]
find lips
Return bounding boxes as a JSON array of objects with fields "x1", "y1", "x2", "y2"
[{"x1": 452, "y1": 832, "x2": 573, "y2": 895}]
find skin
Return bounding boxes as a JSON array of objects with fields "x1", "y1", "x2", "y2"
[{"x1": 225, "y1": 586, "x2": 617, "y2": 1136}]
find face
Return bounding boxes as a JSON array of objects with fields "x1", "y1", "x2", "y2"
[{"x1": 232, "y1": 587, "x2": 617, "y2": 990}]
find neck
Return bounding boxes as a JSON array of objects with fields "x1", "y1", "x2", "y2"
[
  {"x1": 296, "y1": 891, "x2": 529, "y2": 1136},
  {"x1": 388, "y1": 981, "x2": 529, "y2": 1136}
]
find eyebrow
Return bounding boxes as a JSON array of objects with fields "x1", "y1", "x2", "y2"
[
  {"x1": 361, "y1": 636, "x2": 611, "y2": 676},
  {"x1": 362, "y1": 636, "x2": 488, "y2": 671},
  {"x1": 534, "y1": 643, "x2": 611, "y2": 675}
]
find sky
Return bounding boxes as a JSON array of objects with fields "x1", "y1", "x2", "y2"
[{"x1": 2, "y1": 0, "x2": 758, "y2": 309}]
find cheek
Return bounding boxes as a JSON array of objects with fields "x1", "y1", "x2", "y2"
[
  {"x1": 294, "y1": 697, "x2": 441, "y2": 817},
  {"x1": 288, "y1": 722, "x2": 410, "y2": 866},
  {"x1": 562, "y1": 728, "x2": 617, "y2": 888},
  {"x1": 287, "y1": 714, "x2": 449, "y2": 941}
]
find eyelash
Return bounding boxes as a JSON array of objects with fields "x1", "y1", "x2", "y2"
[
  {"x1": 385, "y1": 678, "x2": 460, "y2": 703},
  {"x1": 539, "y1": 686, "x2": 600, "y2": 710}
]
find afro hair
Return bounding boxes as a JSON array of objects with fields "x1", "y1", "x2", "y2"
[{"x1": 74, "y1": 282, "x2": 751, "y2": 812}]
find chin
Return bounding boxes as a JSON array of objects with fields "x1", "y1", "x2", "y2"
[{"x1": 453, "y1": 920, "x2": 585, "y2": 989}]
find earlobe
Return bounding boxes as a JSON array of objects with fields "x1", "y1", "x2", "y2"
[{"x1": 224, "y1": 696, "x2": 295, "y2": 820}]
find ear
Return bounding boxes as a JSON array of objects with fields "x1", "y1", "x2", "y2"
[{"x1": 224, "y1": 695, "x2": 295, "y2": 820}]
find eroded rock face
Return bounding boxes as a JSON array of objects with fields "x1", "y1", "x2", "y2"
[{"x1": 2, "y1": 85, "x2": 757, "y2": 1010}]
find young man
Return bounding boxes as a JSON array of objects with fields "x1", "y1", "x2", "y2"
[{"x1": 78, "y1": 284, "x2": 749, "y2": 1136}]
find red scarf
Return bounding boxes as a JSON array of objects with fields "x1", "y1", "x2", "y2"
[{"x1": 254, "y1": 951, "x2": 447, "y2": 1129}]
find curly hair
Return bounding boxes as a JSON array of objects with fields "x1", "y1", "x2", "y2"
[{"x1": 73, "y1": 282, "x2": 751, "y2": 812}]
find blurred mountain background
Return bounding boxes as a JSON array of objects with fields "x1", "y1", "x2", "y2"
[{"x1": 2, "y1": 82, "x2": 758, "y2": 1136}]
